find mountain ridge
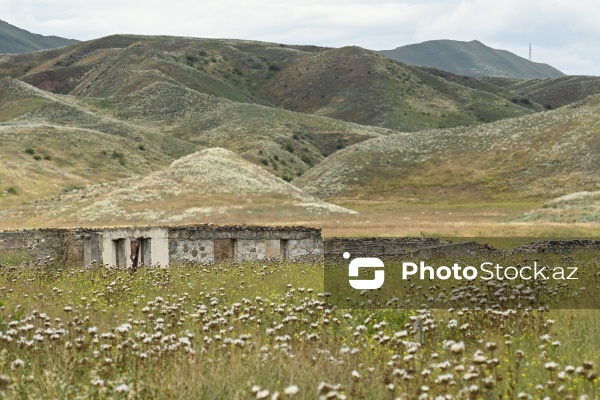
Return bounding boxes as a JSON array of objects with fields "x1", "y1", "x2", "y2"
[
  {"x1": 0, "y1": 19, "x2": 78, "y2": 54},
  {"x1": 379, "y1": 39, "x2": 564, "y2": 79}
]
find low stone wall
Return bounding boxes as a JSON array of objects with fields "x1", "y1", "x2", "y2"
[
  {"x1": 0, "y1": 228, "x2": 87, "y2": 263},
  {"x1": 325, "y1": 237, "x2": 503, "y2": 260},
  {"x1": 512, "y1": 240, "x2": 600, "y2": 254},
  {"x1": 325, "y1": 237, "x2": 444, "y2": 257}
]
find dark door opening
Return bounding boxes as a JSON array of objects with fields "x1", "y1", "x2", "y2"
[
  {"x1": 113, "y1": 239, "x2": 127, "y2": 268},
  {"x1": 214, "y1": 239, "x2": 237, "y2": 261},
  {"x1": 139, "y1": 238, "x2": 152, "y2": 266}
]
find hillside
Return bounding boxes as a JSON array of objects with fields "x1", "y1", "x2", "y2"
[
  {"x1": 0, "y1": 148, "x2": 355, "y2": 229},
  {"x1": 259, "y1": 45, "x2": 537, "y2": 130},
  {"x1": 379, "y1": 40, "x2": 564, "y2": 79},
  {"x1": 514, "y1": 191, "x2": 600, "y2": 223},
  {"x1": 1, "y1": 34, "x2": 598, "y2": 230},
  {"x1": 296, "y1": 95, "x2": 600, "y2": 202},
  {"x1": 0, "y1": 20, "x2": 78, "y2": 54},
  {"x1": 483, "y1": 75, "x2": 600, "y2": 110},
  {"x1": 0, "y1": 77, "x2": 385, "y2": 208},
  {"x1": 0, "y1": 35, "x2": 538, "y2": 131}
]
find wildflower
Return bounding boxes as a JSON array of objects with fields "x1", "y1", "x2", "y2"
[
  {"x1": 256, "y1": 389, "x2": 270, "y2": 399},
  {"x1": 114, "y1": 383, "x2": 129, "y2": 393},
  {"x1": 544, "y1": 362, "x2": 559, "y2": 371},
  {"x1": 11, "y1": 359, "x2": 25, "y2": 370},
  {"x1": 284, "y1": 385, "x2": 299, "y2": 396},
  {"x1": 91, "y1": 378, "x2": 105, "y2": 387},
  {"x1": 450, "y1": 341, "x2": 465, "y2": 354},
  {"x1": 515, "y1": 350, "x2": 525, "y2": 358}
]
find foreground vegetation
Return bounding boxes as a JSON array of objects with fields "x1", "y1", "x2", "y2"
[{"x1": 0, "y1": 253, "x2": 597, "y2": 399}]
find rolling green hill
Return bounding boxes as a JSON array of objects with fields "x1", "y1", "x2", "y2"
[
  {"x1": 1, "y1": 34, "x2": 598, "y2": 227},
  {"x1": 483, "y1": 75, "x2": 600, "y2": 110},
  {"x1": 259, "y1": 45, "x2": 537, "y2": 130},
  {"x1": 296, "y1": 95, "x2": 600, "y2": 202},
  {"x1": 379, "y1": 40, "x2": 564, "y2": 79},
  {"x1": 0, "y1": 148, "x2": 355, "y2": 228},
  {"x1": 0, "y1": 35, "x2": 538, "y2": 132},
  {"x1": 0, "y1": 76, "x2": 384, "y2": 209},
  {"x1": 0, "y1": 19, "x2": 78, "y2": 54}
]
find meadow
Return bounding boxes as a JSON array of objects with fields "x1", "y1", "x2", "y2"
[{"x1": 0, "y1": 251, "x2": 597, "y2": 399}]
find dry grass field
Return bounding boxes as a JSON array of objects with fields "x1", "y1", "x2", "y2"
[{"x1": 0, "y1": 254, "x2": 597, "y2": 399}]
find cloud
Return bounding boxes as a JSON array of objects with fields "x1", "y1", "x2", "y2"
[{"x1": 0, "y1": 0, "x2": 597, "y2": 75}]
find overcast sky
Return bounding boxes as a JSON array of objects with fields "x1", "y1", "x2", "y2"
[{"x1": 2, "y1": 0, "x2": 598, "y2": 75}]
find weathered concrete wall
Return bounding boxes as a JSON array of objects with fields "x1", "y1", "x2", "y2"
[
  {"x1": 0, "y1": 229, "x2": 87, "y2": 263},
  {"x1": 100, "y1": 228, "x2": 169, "y2": 267}
]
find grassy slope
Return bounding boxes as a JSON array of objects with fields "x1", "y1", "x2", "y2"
[
  {"x1": 379, "y1": 39, "x2": 564, "y2": 79},
  {"x1": 0, "y1": 77, "x2": 385, "y2": 210},
  {"x1": 0, "y1": 148, "x2": 355, "y2": 228},
  {"x1": 484, "y1": 75, "x2": 600, "y2": 110},
  {"x1": 1, "y1": 35, "x2": 539, "y2": 131},
  {"x1": 296, "y1": 95, "x2": 600, "y2": 203},
  {"x1": 258, "y1": 46, "x2": 536, "y2": 131}
]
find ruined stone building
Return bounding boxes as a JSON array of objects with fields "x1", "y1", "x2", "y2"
[{"x1": 0, "y1": 224, "x2": 323, "y2": 267}]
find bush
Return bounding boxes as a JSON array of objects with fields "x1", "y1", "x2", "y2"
[
  {"x1": 25, "y1": 148, "x2": 35, "y2": 155},
  {"x1": 6, "y1": 186, "x2": 18, "y2": 195},
  {"x1": 185, "y1": 54, "x2": 199, "y2": 63},
  {"x1": 268, "y1": 62, "x2": 281, "y2": 72},
  {"x1": 33, "y1": 155, "x2": 42, "y2": 161},
  {"x1": 43, "y1": 155, "x2": 52, "y2": 161},
  {"x1": 300, "y1": 154, "x2": 313, "y2": 165}
]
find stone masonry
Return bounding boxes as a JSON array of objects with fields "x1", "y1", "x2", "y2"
[{"x1": 0, "y1": 224, "x2": 323, "y2": 267}]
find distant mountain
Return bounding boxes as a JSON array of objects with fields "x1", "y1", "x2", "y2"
[
  {"x1": 379, "y1": 39, "x2": 564, "y2": 79},
  {"x1": 0, "y1": 19, "x2": 78, "y2": 54}
]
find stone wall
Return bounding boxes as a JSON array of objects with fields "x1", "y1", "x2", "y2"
[
  {"x1": 1, "y1": 225, "x2": 323, "y2": 267},
  {"x1": 0, "y1": 228, "x2": 88, "y2": 263},
  {"x1": 512, "y1": 240, "x2": 600, "y2": 254},
  {"x1": 325, "y1": 237, "x2": 444, "y2": 257},
  {"x1": 168, "y1": 225, "x2": 322, "y2": 263}
]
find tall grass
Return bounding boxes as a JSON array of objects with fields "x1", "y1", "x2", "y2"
[{"x1": 0, "y1": 257, "x2": 597, "y2": 399}]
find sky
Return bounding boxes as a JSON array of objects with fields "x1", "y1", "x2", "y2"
[{"x1": 1, "y1": 0, "x2": 598, "y2": 75}]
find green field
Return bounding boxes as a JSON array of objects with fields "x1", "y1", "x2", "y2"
[{"x1": 0, "y1": 253, "x2": 597, "y2": 399}]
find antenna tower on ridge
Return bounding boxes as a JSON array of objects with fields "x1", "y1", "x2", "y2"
[{"x1": 529, "y1": 43, "x2": 532, "y2": 61}]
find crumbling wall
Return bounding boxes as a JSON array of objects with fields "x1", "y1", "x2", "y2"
[
  {"x1": 1, "y1": 224, "x2": 324, "y2": 267},
  {"x1": 168, "y1": 225, "x2": 322, "y2": 263},
  {"x1": 0, "y1": 229, "x2": 87, "y2": 263},
  {"x1": 513, "y1": 240, "x2": 600, "y2": 254},
  {"x1": 325, "y1": 237, "x2": 443, "y2": 257}
]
